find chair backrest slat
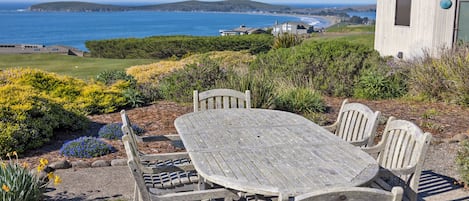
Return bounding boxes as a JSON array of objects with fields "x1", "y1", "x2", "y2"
[
  {"x1": 377, "y1": 117, "x2": 432, "y2": 197},
  {"x1": 194, "y1": 89, "x2": 251, "y2": 112},
  {"x1": 333, "y1": 99, "x2": 380, "y2": 146}
]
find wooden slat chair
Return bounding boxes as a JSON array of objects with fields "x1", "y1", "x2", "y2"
[
  {"x1": 193, "y1": 89, "x2": 251, "y2": 112},
  {"x1": 122, "y1": 135, "x2": 240, "y2": 201},
  {"x1": 362, "y1": 117, "x2": 432, "y2": 201},
  {"x1": 295, "y1": 186, "x2": 403, "y2": 201},
  {"x1": 120, "y1": 110, "x2": 187, "y2": 163},
  {"x1": 324, "y1": 99, "x2": 381, "y2": 147},
  {"x1": 120, "y1": 110, "x2": 200, "y2": 190}
]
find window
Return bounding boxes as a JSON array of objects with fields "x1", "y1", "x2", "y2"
[
  {"x1": 457, "y1": 1, "x2": 469, "y2": 42},
  {"x1": 395, "y1": 0, "x2": 411, "y2": 26}
]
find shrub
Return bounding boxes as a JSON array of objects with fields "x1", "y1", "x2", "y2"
[
  {"x1": 353, "y1": 65, "x2": 408, "y2": 100},
  {"x1": 250, "y1": 40, "x2": 380, "y2": 97},
  {"x1": 456, "y1": 140, "x2": 469, "y2": 184},
  {"x1": 0, "y1": 68, "x2": 128, "y2": 115},
  {"x1": 274, "y1": 87, "x2": 326, "y2": 114},
  {"x1": 73, "y1": 83, "x2": 127, "y2": 114},
  {"x1": 60, "y1": 137, "x2": 115, "y2": 158},
  {"x1": 407, "y1": 46, "x2": 469, "y2": 106},
  {"x1": 158, "y1": 57, "x2": 228, "y2": 102},
  {"x1": 122, "y1": 88, "x2": 146, "y2": 108},
  {"x1": 0, "y1": 152, "x2": 61, "y2": 201},
  {"x1": 272, "y1": 33, "x2": 303, "y2": 49},
  {"x1": 0, "y1": 84, "x2": 88, "y2": 156},
  {"x1": 96, "y1": 70, "x2": 136, "y2": 86},
  {"x1": 215, "y1": 71, "x2": 276, "y2": 109},
  {"x1": 127, "y1": 51, "x2": 255, "y2": 103},
  {"x1": 86, "y1": 35, "x2": 273, "y2": 59},
  {"x1": 98, "y1": 123, "x2": 144, "y2": 140}
]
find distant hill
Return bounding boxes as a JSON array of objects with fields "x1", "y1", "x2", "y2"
[
  {"x1": 29, "y1": 1, "x2": 131, "y2": 12},
  {"x1": 29, "y1": 0, "x2": 292, "y2": 12}
]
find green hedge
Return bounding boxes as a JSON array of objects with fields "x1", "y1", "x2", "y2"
[{"x1": 86, "y1": 35, "x2": 274, "y2": 59}]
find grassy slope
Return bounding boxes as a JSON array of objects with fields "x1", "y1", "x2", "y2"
[
  {"x1": 0, "y1": 54, "x2": 157, "y2": 80},
  {"x1": 310, "y1": 24, "x2": 375, "y2": 48}
]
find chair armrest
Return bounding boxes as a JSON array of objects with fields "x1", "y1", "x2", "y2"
[
  {"x1": 140, "y1": 152, "x2": 190, "y2": 161},
  {"x1": 350, "y1": 138, "x2": 368, "y2": 147},
  {"x1": 323, "y1": 123, "x2": 337, "y2": 133},
  {"x1": 142, "y1": 163, "x2": 195, "y2": 174},
  {"x1": 361, "y1": 140, "x2": 385, "y2": 154},
  {"x1": 137, "y1": 134, "x2": 181, "y2": 142},
  {"x1": 386, "y1": 166, "x2": 417, "y2": 176}
]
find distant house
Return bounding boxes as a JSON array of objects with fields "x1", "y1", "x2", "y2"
[
  {"x1": 0, "y1": 44, "x2": 83, "y2": 56},
  {"x1": 374, "y1": 0, "x2": 469, "y2": 59},
  {"x1": 271, "y1": 21, "x2": 314, "y2": 36},
  {"x1": 219, "y1": 25, "x2": 267, "y2": 36}
]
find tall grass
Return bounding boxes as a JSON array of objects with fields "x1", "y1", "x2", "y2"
[{"x1": 406, "y1": 45, "x2": 469, "y2": 106}]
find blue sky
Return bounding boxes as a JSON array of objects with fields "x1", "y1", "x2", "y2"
[{"x1": 0, "y1": 0, "x2": 377, "y2": 5}]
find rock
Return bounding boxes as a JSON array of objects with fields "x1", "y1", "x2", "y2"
[
  {"x1": 37, "y1": 170, "x2": 48, "y2": 181},
  {"x1": 91, "y1": 160, "x2": 111, "y2": 168},
  {"x1": 71, "y1": 160, "x2": 91, "y2": 168},
  {"x1": 378, "y1": 115, "x2": 388, "y2": 125},
  {"x1": 111, "y1": 159, "x2": 127, "y2": 166},
  {"x1": 431, "y1": 137, "x2": 445, "y2": 145},
  {"x1": 50, "y1": 160, "x2": 72, "y2": 169},
  {"x1": 448, "y1": 134, "x2": 469, "y2": 143}
]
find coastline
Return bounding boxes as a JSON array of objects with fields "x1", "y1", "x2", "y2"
[
  {"x1": 0, "y1": 9, "x2": 343, "y2": 50},
  {"x1": 200, "y1": 11, "x2": 338, "y2": 28}
]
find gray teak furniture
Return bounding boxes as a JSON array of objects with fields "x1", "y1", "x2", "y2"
[
  {"x1": 121, "y1": 110, "x2": 239, "y2": 201},
  {"x1": 324, "y1": 99, "x2": 381, "y2": 147},
  {"x1": 295, "y1": 186, "x2": 403, "y2": 201},
  {"x1": 193, "y1": 88, "x2": 251, "y2": 112},
  {"x1": 122, "y1": 135, "x2": 239, "y2": 201},
  {"x1": 120, "y1": 110, "x2": 188, "y2": 164},
  {"x1": 363, "y1": 116, "x2": 432, "y2": 201},
  {"x1": 175, "y1": 108, "x2": 380, "y2": 201}
]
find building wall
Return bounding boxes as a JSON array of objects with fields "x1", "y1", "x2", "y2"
[{"x1": 374, "y1": 0, "x2": 456, "y2": 59}]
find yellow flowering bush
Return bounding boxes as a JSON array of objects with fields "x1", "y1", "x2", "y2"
[
  {"x1": 127, "y1": 51, "x2": 254, "y2": 84},
  {"x1": 0, "y1": 68, "x2": 132, "y2": 154},
  {"x1": 0, "y1": 84, "x2": 88, "y2": 155},
  {"x1": 127, "y1": 51, "x2": 254, "y2": 102},
  {"x1": 1, "y1": 152, "x2": 61, "y2": 201}
]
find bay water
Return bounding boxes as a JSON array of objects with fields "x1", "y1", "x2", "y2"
[{"x1": 0, "y1": 3, "x2": 375, "y2": 51}]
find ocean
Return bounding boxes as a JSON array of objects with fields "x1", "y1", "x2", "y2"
[{"x1": 0, "y1": 2, "x2": 375, "y2": 51}]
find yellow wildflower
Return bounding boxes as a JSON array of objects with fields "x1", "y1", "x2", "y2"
[
  {"x1": 0, "y1": 162, "x2": 5, "y2": 169},
  {"x1": 39, "y1": 158, "x2": 48, "y2": 166},
  {"x1": 37, "y1": 158, "x2": 48, "y2": 173},
  {"x1": 2, "y1": 184, "x2": 10, "y2": 192},
  {"x1": 54, "y1": 175, "x2": 62, "y2": 186},
  {"x1": 37, "y1": 164, "x2": 45, "y2": 173},
  {"x1": 47, "y1": 172, "x2": 54, "y2": 180}
]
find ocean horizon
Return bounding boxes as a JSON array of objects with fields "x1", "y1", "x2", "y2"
[{"x1": 0, "y1": 2, "x2": 375, "y2": 51}]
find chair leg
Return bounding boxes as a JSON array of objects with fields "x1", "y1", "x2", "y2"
[{"x1": 133, "y1": 183, "x2": 139, "y2": 201}]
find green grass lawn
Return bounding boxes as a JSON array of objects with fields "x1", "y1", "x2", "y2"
[
  {"x1": 0, "y1": 54, "x2": 157, "y2": 80},
  {"x1": 326, "y1": 23, "x2": 375, "y2": 33},
  {"x1": 308, "y1": 33, "x2": 375, "y2": 49}
]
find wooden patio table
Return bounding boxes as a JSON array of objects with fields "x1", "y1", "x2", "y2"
[{"x1": 174, "y1": 108, "x2": 379, "y2": 200}]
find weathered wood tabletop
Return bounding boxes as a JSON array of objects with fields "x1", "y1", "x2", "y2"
[{"x1": 175, "y1": 109, "x2": 379, "y2": 200}]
